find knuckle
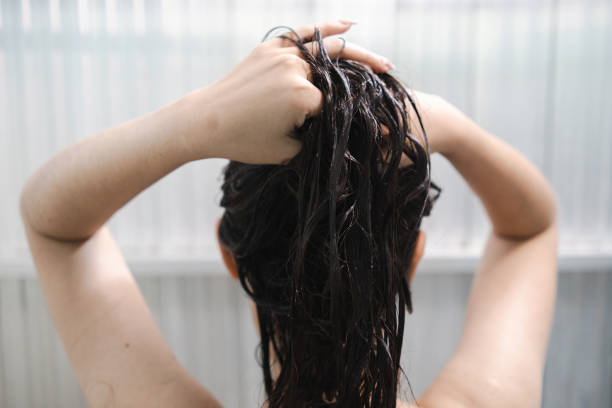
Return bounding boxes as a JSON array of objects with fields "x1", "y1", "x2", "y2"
[
  {"x1": 291, "y1": 84, "x2": 320, "y2": 112},
  {"x1": 301, "y1": 24, "x2": 315, "y2": 37},
  {"x1": 253, "y1": 42, "x2": 273, "y2": 57},
  {"x1": 300, "y1": 59, "x2": 311, "y2": 73},
  {"x1": 320, "y1": 21, "x2": 333, "y2": 30},
  {"x1": 279, "y1": 33, "x2": 295, "y2": 44},
  {"x1": 326, "y1": 37, "x2": 343, "y2": 53},
  {"x1": 289, "y1": 87, "x2": 310, "y2": 109},
  {"x1": 294, "y1": 81, "x2": 313, "y2": 95},
  {"x1": 279, "y1": 54, "x2": 301, "y2": 68}
]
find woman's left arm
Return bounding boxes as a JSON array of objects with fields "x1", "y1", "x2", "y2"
[{"x1": 19, "y1": 20, "x2": 391, "y2": 407}]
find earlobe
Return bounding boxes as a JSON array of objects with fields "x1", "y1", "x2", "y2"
[{"x1": 216, "y1": 218, "x2": 239, "y2": 280}]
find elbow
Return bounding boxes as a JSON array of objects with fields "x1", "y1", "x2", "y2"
[
  {"x1": 543, "y1": 180, "x2": 560, "y2": 231},
  {"x1": 19, "y1": 177, "x2": 46, "y2": 239},
  {"x1": 19, "y1": 175, "x2": 92, "y2": 243},
  {"x1": 524, "y1": 178, "x2": 560, "y2": 239},
  {"x1": 19, "y1": 178, "x2": 34, "y2": 229},
  {"x1": 19, "y1": 176, "x2": 55, "y2": 240}
]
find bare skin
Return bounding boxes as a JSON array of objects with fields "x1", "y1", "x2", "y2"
[{"x1": 20, "y1": 19, "x2": 558, "y2": 408}]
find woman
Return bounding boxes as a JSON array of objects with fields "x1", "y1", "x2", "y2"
[{"x1": 20, "y1": 20, "x2": 558, "y2": 407}]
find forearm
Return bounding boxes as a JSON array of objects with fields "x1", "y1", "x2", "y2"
[
  {"x1": 439, "y1": 102, "x2": 558, "y2": 239},
  {"x1": 20, "y1": 90, "x2": 210, "y2": 241}
]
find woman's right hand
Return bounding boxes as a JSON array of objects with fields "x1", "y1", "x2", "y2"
[
  {"x1": 182, "y1": 20, "x2": 394, "y2": 165},
  {"x1": 406, "y1": 90, "x2": 468, "y2": 156}
]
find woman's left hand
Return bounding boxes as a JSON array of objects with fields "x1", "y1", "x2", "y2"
[{"x1": 182, "y1": 20, "x2": 394, "y2": 164}]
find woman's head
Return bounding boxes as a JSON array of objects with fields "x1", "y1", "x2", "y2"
[{"x1": 217, "y1": 28, "x2": 440, "y2": 407}]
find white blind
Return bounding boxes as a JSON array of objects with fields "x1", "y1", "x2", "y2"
[{"x1": 1, "y1": 0, "x2": 610, "y2": 271}]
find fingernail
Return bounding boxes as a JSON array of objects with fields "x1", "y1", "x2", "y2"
[{"x1": 339, "y1": 19, "x2": 358, "y2": 25}]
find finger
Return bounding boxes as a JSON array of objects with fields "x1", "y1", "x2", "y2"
[
  {"x1": 317, "y1": 38, "x2": 394, "y2": 73},
  {"x1": 279, "y1": 53, "x2": 313, "y2": 82},
  {"x1": 268, "y1": 19, "x2": 355, "y2": 47},
  {"x1": 295, "y1": 77, "x2": 324, "y2": 118},
  {"x1": 290, "y1": 37, "x2": 393, "y2": 73},
  {"x1": 284, "y1": 39, "x2": 391, "y2": 74},
  {"x1": 293, "y1": 19, "x2": 356, "y2": 41}
]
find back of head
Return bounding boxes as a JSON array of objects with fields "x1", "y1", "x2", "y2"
[{"x1": 218, "y1": 28, "x2": 440, "y2": 407}]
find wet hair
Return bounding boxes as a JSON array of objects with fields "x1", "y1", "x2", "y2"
[{"x1": 218, "y1": 27, "x2": 440, "y2": 408}]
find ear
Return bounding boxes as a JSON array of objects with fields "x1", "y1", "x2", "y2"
[
  {"x1": 216, "y1": 217, "x2": 239, "y2": 280},
  {"x1": 407, "y1": 230, "x2": 426, "y2": 284}
]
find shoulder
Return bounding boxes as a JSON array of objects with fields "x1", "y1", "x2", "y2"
[
  {"x1": 397, "y1": 400, "x2": 420, "y2": 408},
  {"x1": 397, "y1": 398, "x2": 466, "y2": 408}
]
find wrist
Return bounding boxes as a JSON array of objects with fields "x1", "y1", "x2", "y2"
[{"x1": 170, "y1": 87, "x2": 221, "y2": 163}]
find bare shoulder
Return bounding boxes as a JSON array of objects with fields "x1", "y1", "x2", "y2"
[
  {"x1": 397, "y1": 400, "x2": 419, "y2": 408},
  {"x1": 416, "y1": 224, "x2": 559, "y2": 408}
]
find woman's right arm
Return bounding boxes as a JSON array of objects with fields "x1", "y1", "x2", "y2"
[{"x1": 411, "y1": 93, "x2": 559, "y2": 408}]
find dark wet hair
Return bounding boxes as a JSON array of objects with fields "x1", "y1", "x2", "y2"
[{"x1": 218, "y1": 27, "x2": 440, "y2": 408}]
